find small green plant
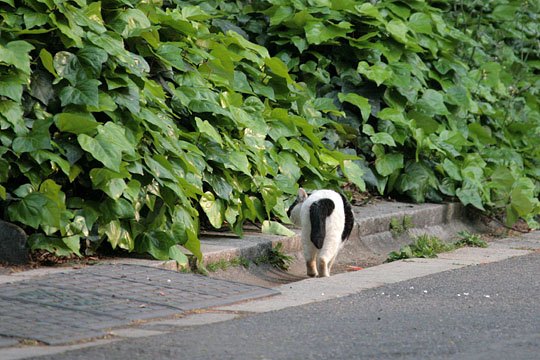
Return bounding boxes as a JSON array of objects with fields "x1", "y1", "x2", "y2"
[
  {"x1": 205, "y1": 257, "x2": 250, "y2": 273},
  {"x1": 455, "y1": 231, "x2": 488, "y2": 248},
  {"x1": 390, "y1": 216, "x2": 414, "y2": 237},
  {"x1": 254, "y1": 242, "x2": 294, "y2": 271},
  {"x1": 387, "y1": 234, "x2": 455, "y2": 262}
]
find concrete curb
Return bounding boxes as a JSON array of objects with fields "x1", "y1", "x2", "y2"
[
  {"x1": 199, "y1": 201, "x2": 482, "y2": 267},
  {"x1": 0, "y1": 201, "x2": 481, "y2": 279}
]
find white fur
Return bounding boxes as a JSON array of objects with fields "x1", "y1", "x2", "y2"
[{"x1": 290, "y1": 189, "x2": 346, "y2": 277}]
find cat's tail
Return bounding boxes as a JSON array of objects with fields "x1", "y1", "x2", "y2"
[{"x1": 309, "y1": 198, "x2": 335, "y2": 249}]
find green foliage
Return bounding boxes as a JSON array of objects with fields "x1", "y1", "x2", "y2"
[
  {"x1": 0, "y1": 0, "x2": 354, "y2": 260},
  {"x1": 1, "y1": 0, "x2": 539, "y2": 261},
  {"x1": 387, "y1": 230, "x2": 487, "y2": 262},
  {"x1": 205, "y1": 257, "x2": 250, "y2": 272},
  {"x1": 387, "y1": 234, "x2": 455, "y2": 262},
  {"x1": 254, "y1": 242, "x2": 294, "y2": 270},
  {"x1": 184, "y1": 0, "x2": 539, "y2": 229},
  {"x1": 389, "y1": 215, "x2": 414, "y2": 237},
  {"x1": 455, "y1": 231, "x2": 488, "y2": 248}
]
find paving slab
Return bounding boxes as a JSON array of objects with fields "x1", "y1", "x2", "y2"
[
  {"x1": 0, "y1": 264, "x2": 278, "y2": 345},
  {"x1": 437, "y1": 247, "x2": 531, "y2": 263},
  {"x1": 488, "y1": 232, "x2": 540, "y2": 250}
]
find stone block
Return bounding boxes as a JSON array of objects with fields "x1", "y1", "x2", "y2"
[{"x1": 0, "y1": 220, "x2": 29, "y2": 265}]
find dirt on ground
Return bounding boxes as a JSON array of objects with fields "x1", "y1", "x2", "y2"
[{"x1": 207, "y1": 251, "x2": 384, "y2": 288}]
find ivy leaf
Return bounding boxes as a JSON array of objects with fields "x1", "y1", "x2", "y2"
[
  {"x1": 223, "y1": 151, "x2": 251, "y2": 176},
  {"x1": 195, "y1": 118, "x2": 223, "y2": 146},
  {"x1": 168, "y1": 245, "x2": 189, "y2": 267},
  {"x1": 30, "y1": 70, "x2": 55, "y2": 105},
  {"x1": 54, "y1": 51, "x2": 83, "y2": 85},
  {"x1": 102, "y1": 220, "x2": 133, "y2": 251},
  {"x1": 396, "y1": 162, "x2": 438, "y2": 203},
  {"x1": 90, "y1": 168, "x2": 127, "y2": 200},
  {"x1": 99, "y1": 198, "x2": 135, "y2": 221},
  {"x1": 304, "y1": 21, "x2": 352, "y2": 45},
  {"x1": 370, "y1": 132, "x2": 396, "y2": 146},
  {"x1": 262, "y1": 220, "x2": 295, "y2": 237},
  {"x1": 456, "y1": 183, "x2": 485, "y2": 210},
  {"x1": 342, "y1": 160, "x2": 366, "y2": 191},
  {"x1": 416, "y1": 89, "x2": 449, "y2": 116},
  {"x1": 357, "y1": 61, "x2": 393, "y2": 86},
  {"x1": 87, "y1": 31, "x2": 125, "y2": 57},
  {"x1": 408, "y1": 13, "x2": 432, "y2": 34},
  {"x1": 59, "y1": 79, "x2": 101, "y2": 107},
  {"x1": 112, "y1": 86, "x2": 140, "y2": 114},
  {"x1": 78, "y1": 123, "x2": 134, "y2": 172},
  {"x1": 12, "y1": 132, "x2": 52, "y2": 153},
  {"x1": 0, "y1": 100, "x2": 26, "y2": 136},
  {"x1": 28, "y1": 234, "x2": 81, "y2": 257},
  {"x1": 338, "y1": 93, "x2": 371, "y2": 121},
  {"x1": 8, "y1": 192, "x2": 62, "y2": 229},
  {"x1": 172, "y1": 205, "x2": 201, "y2": 261},
  {"x1": 375, "y1": 153, "x2": 404, "y2": 177},
  {"x1": 377, "y1": 108, "x2": 408, "y2": 126},
  {"x1": 54, "y1": 112, "x2": 100, "y2": 135},
  {"x1": 264, "y1": 57, "x2": 293, "y2": 84},
  {"x1": 386, "y1": 19, "x2": 409, "y2": 44},
  {"x1": 39, "y1": 49, "x2": 58, "y2": 77},
  {"x1": 0, "y1": 40, "x2": 34, "y2": 75},
  {"x1": 110, "y1": 9, "x2": 151, "y2": 38},
  {"x1": 77, "y1": 46, "x2": 108, "y2": 78},
  {"x1": 156, "y1": 44, "x2": 188, "y2": 71},
  {"x1": 0, "y1": 74, "x2": 24, "y2": 102},
  {"x1": 468, "y1": 123, "x2": 495, "y2": 145},
  {"x1": 442, "y1": 159, "x2": 462, "y2": 181},
  {"x1": 492, "y1": 4, "x2": 519, "y2": 21},
  {"x1": 200, "y1": 192, "x2": 223, "y2": 229},
  {"x1": 136, "y1": 231, "x2": 176, "y2": 260},
  {"x1": 33, "y1": 150, "x2": 71, "y2": 177},
  {"x1": 509, "y1": 178, "x2": 537, "y2": 217}
]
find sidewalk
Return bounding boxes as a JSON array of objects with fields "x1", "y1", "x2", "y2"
[{"x1": 1, "y1": 200, "x2": 538, "y2": 360}]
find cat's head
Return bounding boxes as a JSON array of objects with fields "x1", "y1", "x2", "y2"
[{"x1": 287, "y1": 188, "x2": 308, "y2": 226}]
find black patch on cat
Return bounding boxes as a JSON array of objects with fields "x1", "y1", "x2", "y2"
[
  {"x1": 339, "y1": 193, "x2": 354, "y2": 242},
  {"x1": 309, "y1": 199, "x2": 335, "y2": 249}
]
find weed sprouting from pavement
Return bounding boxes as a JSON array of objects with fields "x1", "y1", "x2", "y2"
[
  {"x1": 386, "y1": 231, "x2": 488, "y2": 262},
  {"x1": 254, "y1": 243, "x2": 293, "y2": 271},
  {"x1": 386, "y1": 234, "x2": 455, "y2": 262},
  {"x1": 455, "y1": 231, "x2": 488, "y2": 248}
]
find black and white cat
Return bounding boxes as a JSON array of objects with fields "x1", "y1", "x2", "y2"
[{"x1": 287, "y1": 188, "x2": 354, "y2": 277}]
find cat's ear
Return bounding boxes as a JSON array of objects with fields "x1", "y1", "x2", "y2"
[{"x1": 298, "y1": 188, "x2": 308, "y2": 200}]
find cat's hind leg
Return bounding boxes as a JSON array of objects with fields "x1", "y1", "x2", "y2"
[
  {"x1": 317, "y1": 258, "x2": 330, "y2": 277},
  {"x1": 317, "y1": 235, "x2": 342, "y2": 277},
  {"x1": 304, "y1": 242, "x2": 318, "y2": 277}
]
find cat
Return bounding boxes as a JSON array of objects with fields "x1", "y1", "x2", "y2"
[{"x1": 287, "y1": 188, "x2": 354, "y2": 277}]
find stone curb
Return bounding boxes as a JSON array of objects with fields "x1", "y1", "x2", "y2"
[
  {"x1": 0, "y1": 201, "x2": 479, "y2": 280},
  {"x1": 199, "y1": 201, "x2": 481, "y2": 267}
]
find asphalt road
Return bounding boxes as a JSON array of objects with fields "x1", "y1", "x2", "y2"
[{"x1": 28, "y1": 253, "x2": 539, "y2": 360}]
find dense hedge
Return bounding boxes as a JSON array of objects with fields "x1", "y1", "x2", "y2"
[
  {"x1": 186, "y1": 0, "x2": 540, "y2": 225},
  {"x1": 0, "y1": 0, "x2": 538, "y2": 262}
]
